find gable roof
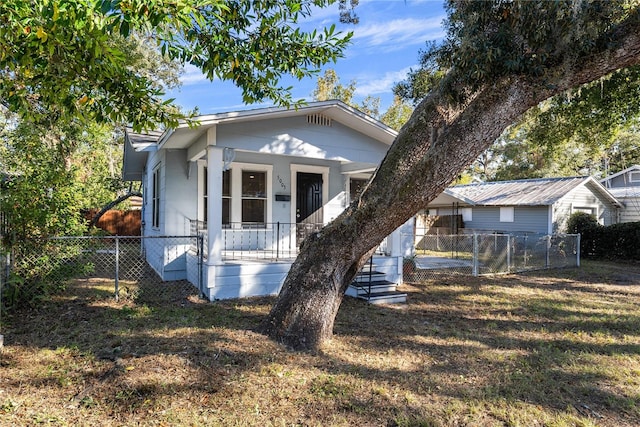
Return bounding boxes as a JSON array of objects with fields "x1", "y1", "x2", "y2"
[
  {"x1": 600, "y1": 164, "x2": 640, "y2": 184},
  {"x1": 430, "y1": 176, "x2": 621, "y2": 207},
  {"x1": 158, "y1": 99, "x2": 396, "y2": 151},
  {"x1": 122, "y1": 100, "x2": 397, "y2": 181}
]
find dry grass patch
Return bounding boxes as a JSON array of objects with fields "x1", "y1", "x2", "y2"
[{"x1": 1, "y1": 260, "x2": 639, "y2": 426}]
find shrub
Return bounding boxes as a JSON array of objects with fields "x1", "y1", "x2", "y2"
[
  {"x1": 567, "y1": 212, "x2": 600, "y2": 257},
  {"x1": 567, "y1": 212, "x2": 599, "y2": 234},
  {"x1": 568, "y1": 212, "x2": 640, "y2": 261}
]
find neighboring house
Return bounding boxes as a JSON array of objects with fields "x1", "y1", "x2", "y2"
[
  {"x1": 423, "y1": 176, "x2": 622, "y2": 235},
  {"x1": 123, "y1": 100, "x2": 411, "y2": 301},
  {"x1": 600, "y1": 165, "x2": 640, "y2": 223}
]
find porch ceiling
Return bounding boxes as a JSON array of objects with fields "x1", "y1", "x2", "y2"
[{"x1": 427, "y1": 191, "x2": 473, "y2": 208}]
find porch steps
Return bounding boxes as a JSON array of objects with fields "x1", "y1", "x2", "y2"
[{"x1": 347, "y1": 267, "x2": 407, "y2": 305}]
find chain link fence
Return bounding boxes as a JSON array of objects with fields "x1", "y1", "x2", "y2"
[
  {"x1": 0, "y1": 236, "x2": 203, "y2": 318},
  {"x1": 404, "y1": 233, "x2": 580, "y2": 282}
]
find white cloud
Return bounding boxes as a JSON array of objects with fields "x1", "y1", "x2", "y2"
[
  {"x1": 355, "y1": 65, "x2": 416, "y2": 96},
  {"x1": 352, "y1": 16, "x2": 445, "y2": 53},
  {"x1": 180, "y1": 63, "x2": 210, "y2": 85}
]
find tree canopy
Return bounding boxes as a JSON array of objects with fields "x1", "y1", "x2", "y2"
[
  {"x1": 485, "y1": 66, "x2": 640, "y2": 181},
  {"x1": 0, "y1": 0, "x2": 353, "y2": 130},
  {"x1": 395, "y1": 2, "x2": 640, "y2": 182},
  {"x1": 261, "y1": 0, "x2": 640, "y2": 350}
]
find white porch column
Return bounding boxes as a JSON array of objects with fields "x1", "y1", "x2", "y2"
[{"x1": 206, "y1": 128, "x2": 224, "y2": 265}]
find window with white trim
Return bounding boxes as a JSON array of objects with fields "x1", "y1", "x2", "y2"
[
  {"x1": 241, "y1": 170, "x2": 266, "y2": 225},
  {"x1": 572, "y1": 206, "x2": 596, "y2": 216},
  {"x1": 630, "y1": 171, "x2": 640, "y2": 183},
  {"x1": 222, "y1": 169, "x2": 231, "y2": 225},
  {"x1": 205, "y1": 163, "x2": 272, "y2": 227},
  {"x1": 152, "y1": 166, "x2": 160, "y2": 228},
  {"x1": 202, "y1": 167, "x2": 231, "y2": 225},
  {"x1": 461, "y1": 208, "x2": 472, "y2": 222},
  {"x1": 499, "y1": 207, "x2": 514, "y2": 222}
]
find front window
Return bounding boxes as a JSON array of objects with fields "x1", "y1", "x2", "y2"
[
  {"x1": 241, "y1": 171, "x2": 266, "y2": 225},
  {"x1": 222, "y1": 169, "x2": 231, "y2": 225},
  {"x1": 573, "y1": 206, "x2": 596, "y2": 216},
  {"x1": 152, "y1": 167, "x2": 160, "y2": 228},
  {"x1": 203, "y1": 167, "x2": 231, "y2": 225}
]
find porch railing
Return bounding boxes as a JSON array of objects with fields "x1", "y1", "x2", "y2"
[
  {"x1": 190, "y1": 221, "x2": 323, "y2": 261},
  {"x1": 190, "y1": 220, "x2": 390, "y2": 262}
]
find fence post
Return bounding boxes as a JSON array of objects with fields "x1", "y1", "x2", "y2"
[
  {"x1": 115, "y1": 236, "x2": 120, "y2": 301},
  {"x1": 545, "y1": 235, "x2": 551, "y2": 268},
  {"x1": 198, "y1": 235, "x2": 204, "y2": 296},
  {"x1": 0, "y1": 249, "x2": 4, "y2": 349},
  {"x1": 506, "y1": 235, "x2": 511, "y2": 273},
  {"x1": 472, "y1": 234, "x2": 479, "y2": 276},
  {"x1": 576, "y1": 234, "x2": 581, "y2": 267}
]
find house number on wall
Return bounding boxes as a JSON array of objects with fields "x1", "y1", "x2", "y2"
[{"x1": 277, "y1": 175, "x2": 287, "y2": 190}]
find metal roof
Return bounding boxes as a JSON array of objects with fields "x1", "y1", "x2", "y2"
[
  {"x1": 444, "y1": 176, "x2": 618, "y2": 206},
  {"x1": 607, "y1": 186, "x2": 640, "y2": 198}
]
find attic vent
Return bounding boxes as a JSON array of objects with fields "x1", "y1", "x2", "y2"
[{"x1": 307, "y1": 114, "x2": 332, "y2": 127}]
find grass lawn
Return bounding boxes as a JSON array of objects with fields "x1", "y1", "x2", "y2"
[{"x1": 1, "y1": 260, "x2": 639, "y2": 426}]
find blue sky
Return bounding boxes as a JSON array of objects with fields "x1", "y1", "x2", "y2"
[{"x1": 165, "y1": 0, "x2": 447, "y2": 114}]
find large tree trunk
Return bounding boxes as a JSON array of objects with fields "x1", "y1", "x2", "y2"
[{"x1": 259, "y1": 12, "x2": 640, "y2": 350}]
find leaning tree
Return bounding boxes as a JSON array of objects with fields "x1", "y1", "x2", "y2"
[{"x1": 259, "y1": 0, "x2": 640, "y2": 350}]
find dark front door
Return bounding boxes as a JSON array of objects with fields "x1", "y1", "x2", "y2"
[{"x1": 296, "y1": 172, "x2": 323, "y2": 243}]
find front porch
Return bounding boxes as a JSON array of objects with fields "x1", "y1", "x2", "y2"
[{"x1": 186, "y1": 220, "x2": 407, "y2": 302}]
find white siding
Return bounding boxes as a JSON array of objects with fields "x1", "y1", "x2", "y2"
[
  {"x1": 555, "y1": 184, "x2": 617, "y2": 230},
  {"x1": 619, "y1": 197, "x2": 640, "y2": 222},
  {"x1": 214, "y1": 116, "x2": 389, "y2": 164},
  {"x1": 163, "y1": 150, "x2": 198, "y2": 235}
]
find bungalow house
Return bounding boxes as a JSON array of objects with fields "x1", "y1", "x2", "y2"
[
  {"x1": 422, "y1": 176, "x2": 622, "y2": 235},
  {"x1": 122, "y1": 100, "x2": 410, "y2": 302},
  {"x1": 600, "y1": 165, "x2": 640, "y2": 223}
]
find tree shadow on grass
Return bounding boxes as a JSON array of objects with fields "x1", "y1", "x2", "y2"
[
  {"x1": 328, "y1": 272, "x2": 640, "y2": 425},
  {"x1": 2, "y1": 261, "x2": 640, "y2": 426}
]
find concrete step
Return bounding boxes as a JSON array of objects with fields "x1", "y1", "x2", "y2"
[
  {"x1": 347, "y1": 260, "x2": 406, "y2": 304},
  {"x1": 360, "y1": 290, "x2": 407, "y2": 305},
  {"x1": 354, "y1": 271, "x2": 387, "y2": 283},
  {"x1": 359, "y1": 263, "x2": 378, "y2": 273},
  {"x1": 350, "y1": 280, "x2": 398, "y2": 295}
]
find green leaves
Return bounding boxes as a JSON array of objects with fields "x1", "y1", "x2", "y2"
[
  {"x1": 0, "y1": 114, "x2": 129, "y2": 243},
  {"x1": 0, "y1": 0, "x2": 351, "y2": 131},
  {"x1": 397, "y1": 1, "x2": 637, "y2": 105},
  {"x1": 172, "y1": 1, "x2": 352, "y2": 107}
]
